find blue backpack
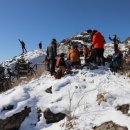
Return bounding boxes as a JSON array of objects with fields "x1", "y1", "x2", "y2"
[{"x1": 110, "y1": 50, "x2": 123, "y2": 72}]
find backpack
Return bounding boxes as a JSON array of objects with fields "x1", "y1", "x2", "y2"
[
  {"x1": 56, "y1": 56, "x2": 61, "y2": 68},
  {"x1": 54, "y1": 66, "x2": 66, "y2": 79},
  {"x1": 110, "y1": 50, "x2": 123, "y2": 72},
  {"x1": 54, "y1": 68, "x2": 63, "y2": 79}
]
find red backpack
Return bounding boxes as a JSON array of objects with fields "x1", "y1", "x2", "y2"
[{"x1": 56, "y1": 56, "x2": 61, "y2": 68}]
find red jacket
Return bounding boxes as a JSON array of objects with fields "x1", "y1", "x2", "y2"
[{"x1": 92, "y1": 32, "x2": 105, "y2": 49}]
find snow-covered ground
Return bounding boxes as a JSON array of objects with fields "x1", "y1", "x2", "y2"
[
  {"x1": 2, "y1": 49, "x2": 46, "y2": 70},
  {"x1": 0, "y1": 43, "x2": 130, "y2": 130}
]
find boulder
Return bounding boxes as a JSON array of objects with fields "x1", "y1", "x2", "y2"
[
  {"x1": 44, "y1": 108, "x2": 66, "y2": 124},
  {"x1": 1, "y1": 105, "x2": 14, "y2": 111},
  {"x1": 96, "y1": 93, "x2": 107, "y2": 105},
  {"x1": 116, "y1": 104, "x2": 130, "y2": 115},
  {"x1": 45, "y1": 86, "x2": 52, "y2": 94},
  {"x1": 0, "y1": 106, "x2": 31, "y2": 130},
  {"x1": 93, "y1": 121, "x2": 128, "y2": 130}
]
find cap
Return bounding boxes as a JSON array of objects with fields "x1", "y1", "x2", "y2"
[
  {"x1": 87, "y1": 29, "x2": 92, "y2": 34},
  {"x1": 52, "y1": 38, "x2": 57, "y2": 42},
  {"x1": 60, "y1": 53, "x2": 65, "y2": 57}
]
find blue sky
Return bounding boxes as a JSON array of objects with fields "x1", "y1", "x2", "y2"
[{"x1": 0, "y1": 0, "x2": 130, "y2": 62}]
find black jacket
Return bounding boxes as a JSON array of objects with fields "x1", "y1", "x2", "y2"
[{"x1": 47, "y1": 42, "x2": 57, "y2": 59}]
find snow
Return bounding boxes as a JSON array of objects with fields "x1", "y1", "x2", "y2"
[
  {"x1": 2, "y1": 49, "x2": 46, "y2": 70},
  {"x1": 72, "y1": 40, "x2": 84, "y2": 44},
  {"x1": 0, "y1": 43, "x2": 130, "y2": 130}
]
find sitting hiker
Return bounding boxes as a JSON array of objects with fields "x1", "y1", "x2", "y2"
[
  {"x1": 110, "y1": 48, "x2": 123, "y2": 73},
  {"x1": 54, "y1": 53, "x2": 69, "y2": 79},
  {"x1": 59, "y1": 53, "x2": 67, "y2": 67},
  {"x1": 83, "y1": 45, "x2": 90, "y2": 64},
  {"x1": 66, "y1": 45, "x2": 81, "y2": 66},
  {"x1": 85, "y1": 45, "x2": 96, "y2": 64}
]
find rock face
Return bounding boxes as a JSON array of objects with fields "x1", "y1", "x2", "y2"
[
  {"x1": 0, "y1": 106, "x2": 31, "y2": 130},
  {"x1": 96, "y1": 93, "x2": 107, "y2": 105},
  {"x1": 94, "y1": 121, "x2": 128, "y2": 130},
  {"x1": 45, "y1": 86, "x2": 52, "y2": 94},
  {"x1": 116, "y1": 104, "x2": 130, "y2": 115},
  {"x1": 44, "y1": 108, "x2": 66, "y2": 124},
  {"x1": 1, "y1": 105, "x2": 14, "y2": 111}
]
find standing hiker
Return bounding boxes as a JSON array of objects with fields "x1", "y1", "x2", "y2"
[
  {"x1": 87, "y1": 29, "x2": 105, "y2": 66},
  {"x1": 39, "y1": 42, "x2": 42, "y2": 49},
  {"x1": 18, "y1": 39, "x2": 27, "y2": 54},
  {"x1": 47, "y1": 38, "x2": 57, "y2": 75},
  {"x1": 109, "y1": 35, "x2": 121, "y2": 53}
]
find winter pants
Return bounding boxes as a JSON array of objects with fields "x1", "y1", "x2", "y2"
[
  {"x1": 49, "y1": 59, "x2": 56, "y2": 75},
  {"x1": 94, "y1": 48, "x2": 104, "y2": 66}
]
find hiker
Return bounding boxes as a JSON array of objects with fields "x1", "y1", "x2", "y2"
[
  {"x1": 110, "y1": 48, "x2": 123, "y2": 73},
  {"x1": 109, "y1": 35, "x2": 121, "y2": 53},
  {"x1": 0, "y1": 64, "x2": 5, "y2": 79},
  {"x1": 66, "y1": 44, "x2": 81, "y2": 67},
  {"x1": 87, "y1": 29, "x2": 105, "y2": 66},
  {"x1": 47, "y1": 38, "x2": 57, "y2": 75},
  {"x1": 83, "y1": 45, "x2": 90, "y2": 64},
  {"x1": 54, "y1": 53, "x2": 69, "y2": 79},
  {"x1": 39, "y1": 42, "x2": 42, "y2": 49},
  {"x1": 18, "y1": 39, "x2": 27, "y2": 54}
]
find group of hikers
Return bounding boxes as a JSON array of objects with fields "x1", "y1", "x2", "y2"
[
  {"x1": 18, "y1": 39, "x2": 42, "y2": 54},
  {"x1": 46, "y1": 29, "x2": 123, "y2": 78},
  {"x1": 18, "y1": 29, "x2": 123, "y2": 78},
  {"x1": 0, "y1": 30, "x2": 123, "y2": 92}
]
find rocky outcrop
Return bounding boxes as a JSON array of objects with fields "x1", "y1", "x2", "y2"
[
  {"x1": 1, "y1": 105, "x2": 14, "y2": 111},
  {"x1": 0, "y1": 106, "x2": 31, "y2": 130},
  {"x1": 96, "y1": 93, "x2": 107, "y2": 105},
  {"x1": 116, "y1": 104, "x2": 130, "y2": 115},
  {"x1": 44, "y1": 108, "x2": 66, "y2": 124},
  {"x1": 125, "y1": 37, "x2": 130, "y2": 43},
  {"x1": 45, "y1": 86, "x2": 52, "y2": 94},
  {"x1": 93, "y1": 121, "x2": 128, "y2": 130}
]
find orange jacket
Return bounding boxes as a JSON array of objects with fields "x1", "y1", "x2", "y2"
[
  {"x1": 83, "y1": 47, "x2": 90, "y2": 58},
  {"x1": 92, "y1": 32, "x2": 105, "y2": 49},
  {"x1": 67, "y1": 48, "x2": 80, "y2": 62}
]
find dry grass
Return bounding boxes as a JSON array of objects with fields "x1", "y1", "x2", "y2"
[
  {"x1": 118, "y1": 60, "x2": 130, "y2": 76},
  {"x1": 127, "y1": 73, "x2": 130, "y2": 78},
  {"x1": 61, "y1": 115, "x2": 78, "y2": 130},
  {"x1": 0, "y1": 64, "x2": 47, "y2": 93},
  {"x1": 11, "y1": 67, "x2": 45, "y2": 88}
]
